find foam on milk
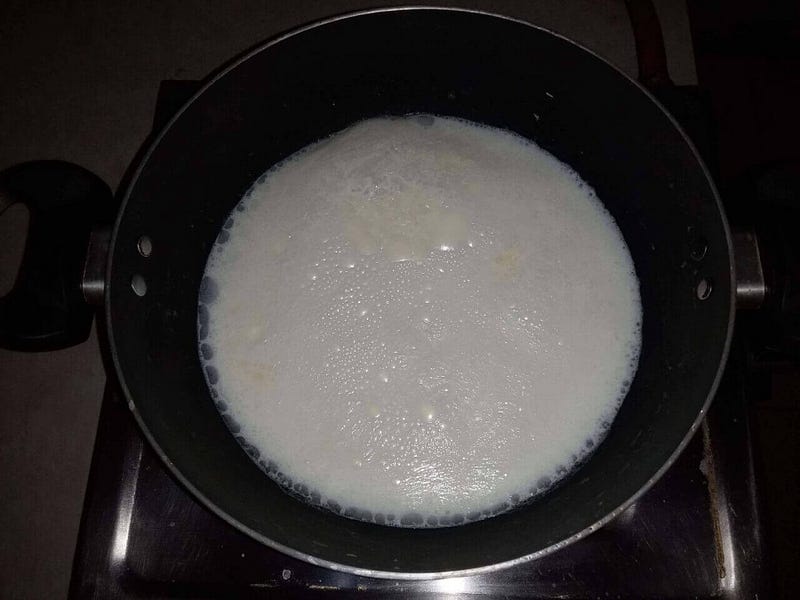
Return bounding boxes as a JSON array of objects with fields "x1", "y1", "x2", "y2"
[{"x1": 198, "y1": 115, "x2": 642, "y2": 528}]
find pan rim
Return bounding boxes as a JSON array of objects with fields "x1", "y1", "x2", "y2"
[{"x1": 105, "y1": 5, "x2": 736, "y2": 580}]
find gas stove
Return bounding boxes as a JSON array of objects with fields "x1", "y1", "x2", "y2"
[{"x1": 68, "y1": 81, "x2": 767, "y2": 599}]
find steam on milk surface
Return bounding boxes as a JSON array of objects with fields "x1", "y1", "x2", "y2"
[{"x1": 199, "y1": 115, "x2": 641, "y2": 527}]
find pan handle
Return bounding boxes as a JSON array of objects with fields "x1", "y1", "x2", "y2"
[{"x1": 0, "y1": 161, "x2": 113, "y2": 351}]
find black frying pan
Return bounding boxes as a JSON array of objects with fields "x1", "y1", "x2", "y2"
[{"x1": 0, "y1": 8, "x2": 733, "y2": 577}]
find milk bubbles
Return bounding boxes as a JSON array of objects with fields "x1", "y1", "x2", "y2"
[{"x1": 198, "y1": 115, "x2": 642, "y2": 527}]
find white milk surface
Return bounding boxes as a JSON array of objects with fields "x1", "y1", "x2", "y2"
[{"x1": 198, "y1": 115, "x2": 641, "y2": 527}]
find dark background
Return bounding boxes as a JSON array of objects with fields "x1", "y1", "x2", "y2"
[{"x1": 688, "y1": 1, "x2": 800, "y2": 596}]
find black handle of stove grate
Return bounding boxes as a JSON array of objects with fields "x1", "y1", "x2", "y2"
[{"x1": 625, "y1": 0, "x2": 673, "y2": 90}]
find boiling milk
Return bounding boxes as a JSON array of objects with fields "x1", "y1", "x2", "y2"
[{"x1": 198, "y1": 115, "x2": 641, "y2": 527}]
